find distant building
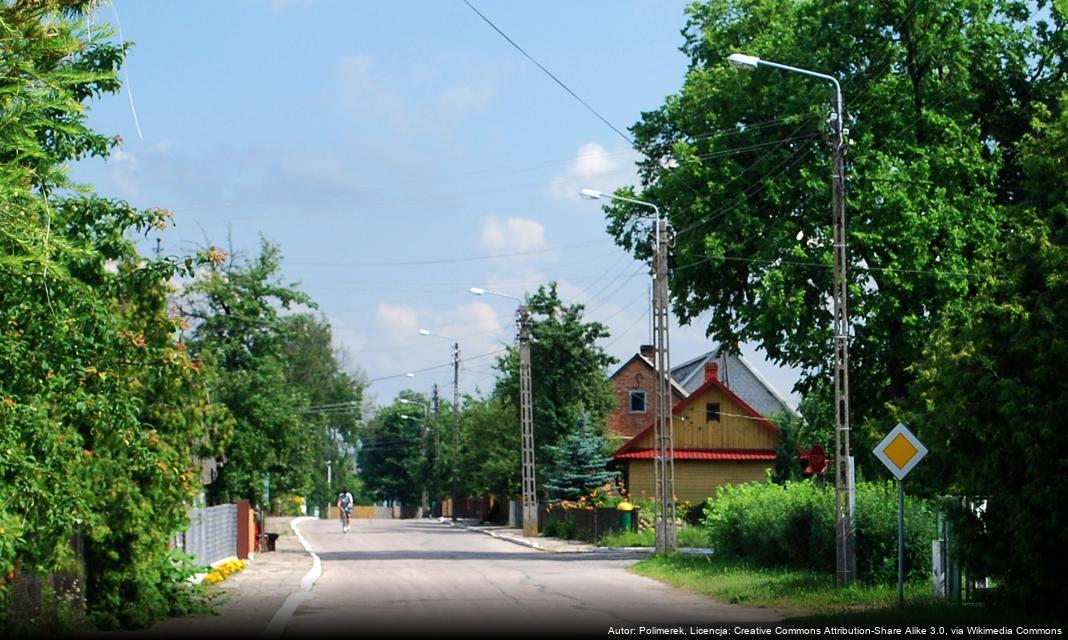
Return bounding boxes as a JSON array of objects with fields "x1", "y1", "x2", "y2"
[{"x1": 606, "y1": 344, "x2": 686, "y2": 441}]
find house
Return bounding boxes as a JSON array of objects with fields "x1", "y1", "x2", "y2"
[
  {"x1": 612, "y1": 361, "x2": 781, "y2": 504},
  {"x1": 606, "y1": 344, "x2": 687, "y2": 440},
  {"x1": 671, "y1": 347, "x2": 796, "y2": 420}
]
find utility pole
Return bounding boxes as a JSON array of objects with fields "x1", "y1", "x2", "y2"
[
  {"x1": 451, "y1": 342, "x2": 461, "y2": 522},
  {"x1": 652, "y1": 217, "x2": 676, "y2": 553},
  {"x1": 517, "y1": 305, "x2": 538, "y2": 537},
  {"x1": 432, "y1": 384, "x2": 441, "y2": 514},
  {"x1": 830, "y1": 87, "x2": 856, "y2": 585}
]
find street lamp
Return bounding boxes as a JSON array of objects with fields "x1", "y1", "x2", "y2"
[
  {"x1": 471, "y1": 286, "x2": 538, "y2": 537},
  {"x1": 419, "y1": 328, "x2": 462, "y2": 522},
  {"x1": 727, "y1": 52, "x2": 855, "y2": 585},
  {"x1": 399, "y1": 397, "x2": 431, "y2": 519},
  {"x1": 580, "y1": 188, "x2": 676, "y2": 553}
]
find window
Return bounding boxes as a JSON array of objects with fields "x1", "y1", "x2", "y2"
[
  {"x1": 706, "y1": 402, "x2": 721, "y2": 422},
  {"x1": 629, "y1": 390, "x2": 647, "y2": 413}
]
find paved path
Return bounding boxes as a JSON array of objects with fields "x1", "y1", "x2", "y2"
[
  {"x1": 101, "y1": 517, "x2": 310, "y2": 638},
  {"x1": 282, "y1": 518, "x2": 781, "y2": 636}
]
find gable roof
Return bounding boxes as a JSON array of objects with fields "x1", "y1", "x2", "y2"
[
  {"x1": 614, "y1": 371, "x2": 781, "y2": 457},
  {"x1": 671, "y1": 348, "x2": 797, "y2": 419},
  {"x1": 609, "y1": 352, "x2": 688, "y2": 398}
]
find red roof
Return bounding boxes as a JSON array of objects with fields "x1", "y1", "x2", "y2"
[{"x1": 613, "y1": 448, "x2": 777, "y2": 461}]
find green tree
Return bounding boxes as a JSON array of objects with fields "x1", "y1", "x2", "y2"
[
  {"x1": 455, "y1": 396, "x2": 520, "y2": 499},
  {"x1": 357, "y1": 394, "x2": 428, "y2": 506},
  {"x1": 602, "y1": 0, "x2": 1065, "y2": 455},
  {"x1": 1, "y1": 1, "x2": 228, "y2": 628},
  {"x1": 492, "y1": 283, "x2": 617, "y2": 491},
  {"x1": 543, "y1": 413, "x2": 619, "y2": 501},
  {"x1": 279, "y1": 313, "x2": 365, "y2": 512},
  {"x1": 179, "y1": 238, "x2": 314, "y2": 507},
  {"x1": 908, "y1": 96, "x2": 1068, "y2": 611}
]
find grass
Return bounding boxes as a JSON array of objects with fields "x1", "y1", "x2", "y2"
[
  {"x1": 630, "y1": 554, "x2": 1066, "y2": 626},
  {"x1": 598, "y1": 526, "x2": 709, "y2": 548}
]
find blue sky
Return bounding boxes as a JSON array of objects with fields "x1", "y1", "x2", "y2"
[{"x1": 71, "y1": 0, "x2": 801, "y2": 408}]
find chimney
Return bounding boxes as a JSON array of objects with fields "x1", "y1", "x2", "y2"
[
  {"x1": 639, "y1": 344, "x2": 654, "y2": 359},
  {"x1": 704, "y1": 361, "x2": 719, "y2": 383}
]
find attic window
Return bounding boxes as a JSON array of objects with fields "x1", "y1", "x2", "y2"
[
  {"x1": 706, "y1": 402, "x2": 720, "y2": 422},
  {"x1": 629, "y1": 390, "x2": 647, "y2": 413}
]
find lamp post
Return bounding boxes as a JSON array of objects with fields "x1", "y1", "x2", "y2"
[
  {"x1": 580, "y1": 189, "x2": 676, "y2": 553},
  {"x1": 470, "y1": 287, "x2": 537, "y2": 537},
  {"x1": 399, "y1": 398, "x2": 431, "y2": 518},
  {"x1": 418, "y1": 329, "x2": 462, "y2": 521},
  {"x1": 727, "y1": 52, "x2": 855, "y2": 584}
]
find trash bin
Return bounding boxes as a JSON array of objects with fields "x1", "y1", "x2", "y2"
[
  {"x1": 266, "y1": 532, "x2": 279, "y2": 552},
  {"x1": 617, "y1": 500, "x2": 634, "y2": 532}
]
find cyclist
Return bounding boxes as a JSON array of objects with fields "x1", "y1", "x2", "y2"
[{"x1": 336, "y1": 489, "x2": 354, "y2": 533}]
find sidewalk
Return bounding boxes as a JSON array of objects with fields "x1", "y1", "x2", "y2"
[
  {"x1": 443, "y1": 518, "x2": 655, "y2": 554},
  {"x1": 117, "y1": 517, "x2": 312, "y2": 638}
]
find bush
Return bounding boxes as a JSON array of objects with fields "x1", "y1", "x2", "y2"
[{"x1": 703, "y1": 480, "x2": 935, "y2": 583}]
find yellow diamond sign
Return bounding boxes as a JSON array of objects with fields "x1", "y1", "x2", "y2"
[{"x1": 873, "y1": 423, "x2": 927, "y2": 480}]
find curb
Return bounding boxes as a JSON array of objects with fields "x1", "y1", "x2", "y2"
[
  {"x1": 262, "y1": 517, "x2": 320, "y2": 638},
  {"x1": 441, "y1": 518, "x2": 660, "y2": 555}
]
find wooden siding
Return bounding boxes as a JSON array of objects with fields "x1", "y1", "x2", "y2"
[
  {"x1": 626, "y1": 460, "x2": 771, "y2": 503},
  {"x1": 629, "y1": 384, "x2": 778, "y2": 451}
]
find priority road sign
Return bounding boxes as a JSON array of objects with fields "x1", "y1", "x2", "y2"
[{"x1": 873, "y1": 422, "x2": 927, "y2": 480}]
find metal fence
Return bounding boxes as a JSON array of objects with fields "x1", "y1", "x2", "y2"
[{"x1": 175, "y1": 503, "x2": 238, "y2": 567}]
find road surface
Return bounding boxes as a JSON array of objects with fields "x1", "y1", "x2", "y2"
[{"x1": 282, "y1": 518, "x2": 780, "y2": 636}]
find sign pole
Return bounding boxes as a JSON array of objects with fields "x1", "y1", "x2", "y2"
[{"x1": 898, "y1": 478, "x2": 905, "y2": 608}]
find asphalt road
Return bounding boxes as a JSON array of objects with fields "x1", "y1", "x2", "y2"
[{"x1": 282, "y1": 518, "x2": 781, "y2": 637}]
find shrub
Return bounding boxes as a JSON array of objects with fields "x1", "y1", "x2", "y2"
[{"x1": 703, "y1": 480, "x2": 934, "y2": 583}]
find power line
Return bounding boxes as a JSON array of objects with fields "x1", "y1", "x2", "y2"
[{"x1": 462, "y1": 0, "x2": 634, "y2": 146}]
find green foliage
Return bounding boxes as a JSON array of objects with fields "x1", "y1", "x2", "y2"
[
  {"x1": 180, "y1": 239, "x2": 319, "y2": 506},
  {"x1": 492, "y1": 283, "x2": 617, "y2": 494},
  {"x1": 357, "y1": 394, "x2": 428, "y2": 505},
  {"x1": 541, "y1": 514, "x2": 577, "y2": 540},
  {"x1": 455, "y1": 395, "x2": 519, "y2": 498},
  {"x1": 543, "y1": 413, "x2": 619, "y2": 500},
  {"x1": 703, "y1": 480, "x2": 935, "y2": 583},
  {"x1": 906, "y1": 94, "x2": 1068, "y2": 611},
  {"x1": 603, "y1": 0, "x2": 1064, "y2": 461},
  {"x1": 0, "y1": 2, "x2": 229, "y2": 628}
]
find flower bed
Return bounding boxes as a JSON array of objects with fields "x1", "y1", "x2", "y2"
[{"x1": 201, "y1": 559, "x2": 246, "y2": 586}]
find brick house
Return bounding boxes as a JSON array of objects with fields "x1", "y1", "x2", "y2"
[{"x1": 606, "y1": 345, "x2": 686, "y2": 442}]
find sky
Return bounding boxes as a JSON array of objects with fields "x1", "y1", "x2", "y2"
[{"x1": 70, "y1": 0, "x2": 801, "y2": 409}]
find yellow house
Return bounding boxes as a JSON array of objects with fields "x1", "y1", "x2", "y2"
[{"x1": 613, "y1": 362, "x2": 780, "y2": 504}]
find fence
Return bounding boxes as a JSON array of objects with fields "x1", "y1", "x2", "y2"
[
  {"x1": 2, "y1": 534, "x2": 85, "y2": 632},
  {"x1": 174, "y1": 503, "x2": 238, "y2": 567},
  {"x1": 539, "y1": 505, "x2": 638, "y2": 542}
]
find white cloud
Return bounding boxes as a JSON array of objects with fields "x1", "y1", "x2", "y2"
[
  {"x1": 480, "y1": 216, "x2": 547, "y2": 254},
  {"x1": 376, "y1": 302, "x2": 419, "y2": 332},
  {"x1": 335, "y1": 54, "x2": 495, "y2": 139},
  {"x1": 547, "y1": 142, "x2": 642, "y2": 201}
]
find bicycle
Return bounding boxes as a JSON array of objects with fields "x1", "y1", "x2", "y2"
[{"x1": 341, "y1": 507, "x2": 352, "y2": 533}]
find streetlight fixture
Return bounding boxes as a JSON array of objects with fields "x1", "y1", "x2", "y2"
[
  {"x1": 419, "y1": 328, "x2": 462, "y2": 522},
  {"x1": 471, "y1": 286, "x2": 538, "y2": 537},
  {"x1": 399, "y1": 398, "x2": 431, "y2": 517},
  {"x1": 580, "y1": 188, "x2": 676, "y2": 553},
  {"x1": 727, "y1": 51, "x2": 855, "y2": 585}
]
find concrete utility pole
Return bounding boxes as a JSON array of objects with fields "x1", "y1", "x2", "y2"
[
  {"x1": 652, "y1": 217, "x2": 677, "y2": 553},
  {"x1": 517, "y1": 305, "x2": 538, "y2": 537},
  {"x1": 578, "y1": 188, "x2": 675, "y2": 552},
  {"x1": 727, "y1": 53, "x2": 856, "y2": 583},
  {"x1": 452, "y1": 341, "x2": 461, "y2": 522}
]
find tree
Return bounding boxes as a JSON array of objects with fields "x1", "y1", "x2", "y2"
[
  {"x1": 455, "y1": 396, "x2": 520, "y2": 499},
  {"x1": 908, "y1": 96, "x2": 1068, "y2": 612},
  {"x1": 602, "y1": 0, "x2": 1065, "y2": 455},
  {"x1": 543, "y1": 413, "x2": 619, "y2": 501},
  {"x1": 279, "y1": 313, "x2": 365, "y2": 511},
  {"x1": 1, "y1": 1, "x2": 228, "y2": 628},
  {"x1": 357, "y1": 394, "x2": 428, "y2": 506},
  {"x1": 179, "y1": 238, "x2": 314, "y2": 506},
  {"x1": 492, "y1": 283, "x2": 617, "y2": 490}
]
